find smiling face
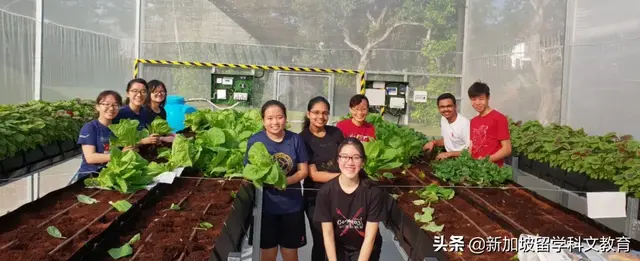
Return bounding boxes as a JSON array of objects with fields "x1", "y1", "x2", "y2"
[
  {"x1": 307, "y1": 101, "x2": 329, "y2": 129},
  {"x1": 96, "y1": 94, "x2": 120, "y2": 120},
  {"x1": 338, "y1": 144, "x2": 364, "y2": 178},
  {"x1": 350, "y1": 100, "x2": 369, "y2": 124},
  {"x1": 438, "y1": 98, "x2": 457, "y2": 120},
  {"x1": 471, "y1": 94, "x2": 489, "y2": 114},
  {"x1": 127, "y1": 82, "x2": 147, "y2": 106},
  {"x1": 262, "y1": 105, "x2": 286, "y2": 135},
  {"x1": 150, "y1": 85, "x2": 166, "y2": 104}
]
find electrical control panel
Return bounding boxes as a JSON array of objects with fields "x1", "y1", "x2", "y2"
[
  {"x1": 363, "y1": 80, "x2": 409, "y2": 115},
  {"x1": 211, "y1": 74, "x2": 254, "y2": 105}
]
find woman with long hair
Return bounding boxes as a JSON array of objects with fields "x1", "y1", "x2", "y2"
[
  {"x1": 299, "y1": 96, "x2": 344, "y2": 261},
  {"x1": 314, "y1": 138, "x2": 385, "y2": 261},
  {"x1": 245, "y1": 100, "x2": 309, "y2": 261},
  {"x1": 335, "y1": 95, "x2": 376, "y2": 142}
]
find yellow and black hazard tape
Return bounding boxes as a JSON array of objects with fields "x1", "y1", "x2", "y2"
[{"x1": 134, "y1": 59, "x2": 362, "y2": 76}]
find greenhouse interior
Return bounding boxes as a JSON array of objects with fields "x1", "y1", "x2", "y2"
[{"x1": 1, "y1": 0, "x2": 639, "y2": 260}]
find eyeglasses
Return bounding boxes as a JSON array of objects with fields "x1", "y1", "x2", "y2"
[
  {"x1": 99, "y1": 103, "x2": 120, "y2": 109},
  {"x1": 338, "y1": 155, "x2": 363, "y2": 163},
  {"x1": 129, "y1": 89, "x2": 147, "y2": 95},
  {"x1": 351, "y1": 107, "x2": 368, "y2": 113},
  {"x1": 152, "y1": 90, "x2": 166, "y2": 95},
  {"x1": 310, "y1": 110, "x2": 329, "y2": 117}
]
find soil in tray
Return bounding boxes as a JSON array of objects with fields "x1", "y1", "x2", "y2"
[
  {"x1": 98, "y1": 178, "x2": 242, "y2": 261},
  {"x1": 470, "y1": 185, "x2": 609, "y2": 238},
  {"x1": 412, "y1": 162, "x2": 611, "y2": 239},
  {"x1": 381, "y1": 172, "x2": 516, "y2": 261},
  {"x1": 0, "y1": 189, "x2": 146, "y2": 261}
]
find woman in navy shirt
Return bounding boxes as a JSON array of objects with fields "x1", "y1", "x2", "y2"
[
  {"x1": 114, "y1": 78, "x2": 158, "y2": 145},
  {"x1": 146, "y1": 79, "x2": 167, "y2": 120},
  {"x1": 69, "y1": 90, "x2": 135, "y2": 184},
  {"x1": 245, "y1": 100, "x2": 309, "y2": 261}
]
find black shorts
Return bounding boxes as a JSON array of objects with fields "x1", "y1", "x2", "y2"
[{"x1": 248, "y1": 210, "x2": 307, "y2": 249}]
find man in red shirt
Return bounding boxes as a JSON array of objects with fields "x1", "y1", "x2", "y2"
[{"x1": 467, "y1": 82, "x2": 512, "y2": 167}]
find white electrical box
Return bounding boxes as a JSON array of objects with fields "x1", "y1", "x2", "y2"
[
  {"x1": 216, "y1": 89, "x2": 227, "y2": 100},
  {"x1": 233, "y1": 92, "x2": 248, "y2": 101},
  {"x1": 413, "y1": 91, "x2": 428, "y2": 103},
  {"x1": 389, "y1": 97, "x2": 405, "y2": 109},
  {"x1": 222, "y1": 77, "x2": 234, "y2": 85},
  {"x1": 216, "y1": 78, "x2": 222, "y2": 84},
  {"x1": 364, "y1": 89, "x2": 386, "y2": 106},
  {"x1": 372, "y1": 81, "x2": 386, "y2": 89}
]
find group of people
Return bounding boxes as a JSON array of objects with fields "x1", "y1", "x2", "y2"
[
  {"x1": 422, "y1": 81, "x2": 512, "y2": 168},
  {"x1": 73, "y1": 77, "x2": 511, "y2": 261},
  {"x1": 71, "y1": 78, "x2": 171, "y2": 184}
]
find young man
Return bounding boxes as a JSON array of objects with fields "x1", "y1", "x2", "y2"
[
  {"x1": 423, "y1": 93, "x2": 471, "y2": 160},
  {"x1": 467, "y1": 82, "x2": 512, "y2": 167}
]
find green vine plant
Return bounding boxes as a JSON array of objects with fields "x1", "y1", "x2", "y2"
[
  {"x1": 411, "y1": 184, "x2": 455, "y2": 232},
  {"x1": 509, "y1": 119, "x2": 640, "y2": 197}
]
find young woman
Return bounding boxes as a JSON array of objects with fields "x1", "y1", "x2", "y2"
[
  {"x1": 146, "y1": 79, "x2": 175, "y2": 143},
  {"x1": 146, "y1": 79, "x2": 167, "y2": 120},
  {"x1": 69, "y1": 90, "x2": 134, "y2": 184},
  {"x1": 245, "y1": 100, "x2": 309, "y2": 261},
  {"x1": 335, "y1": 95, "x2": 376, "y2": 142},
  {"x1": 114, "y1": 78, "x2": 158, "y2": 145},
  {"x1": 299, "y1": 96, "x2": 344, "y2": 261},
  {"x1": 314, "y1": 138, "x2": 386, "y2": 261}
]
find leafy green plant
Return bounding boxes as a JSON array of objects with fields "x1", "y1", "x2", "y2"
[
  {"x1": 509, "y1": 119, "x2": 640, "y2": 197},
  {"x1": 411, "y1": 184, "x2": 455, "y2": 232},
  {"x1": 147, "y1": 117, "x2": 172, "y2": 135},
  {"x1": 234, "y1": 142, "x2": 288, "y2": 189},
  {"x1": 84, "y1": 147, "x2": 168, "y2": 193},
  {"x1": 108, "y1": 233, "x2": 140, "y2": 259},
  {"x1": 109, "y1": 119, "x2": 150, "y2": 148},
  {"x1": 46, "y1": 226, "x2": 66, "y2": 239},
  {"x1": 432, "y1": 150, "x2": 512, "y2": 186},
  {"x1": 77, "y1": 194, "x2": 99, "y2": 204},
  {"x1": 0, "y1": 99, "x2": 95, "y2": 160}
]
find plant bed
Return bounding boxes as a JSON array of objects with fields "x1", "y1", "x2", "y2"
[
  {"x1": 414, "y1": 163, "x2": 622, "y2": 239},
  {"x1": 379, "y1": 170, "x2": 516, "y2": 261},
  {"x1": 0, "y1": 187, "x2": 146, "y2": 261},
  {"x1": 91, "y1": 177, "x2": 245, "y2": 261}
]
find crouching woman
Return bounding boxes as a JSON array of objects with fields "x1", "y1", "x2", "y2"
[
  {"x1": 314, "y1": 138, "x2": 386, "y2": 261},
  {"x1": 69, "y1": 90, "x2": 134, "y2": 185}
]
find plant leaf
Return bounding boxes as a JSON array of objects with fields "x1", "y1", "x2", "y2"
[
  {"x1": 46, "y1": 226, "x2": 66, "y2": 239},
  {"x1": 77, "y1": 194, "x2": 99, "y2": 204}
]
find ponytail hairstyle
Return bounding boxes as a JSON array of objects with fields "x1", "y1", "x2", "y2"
[
  {"x1": 303, "y1": 96, "x2": 331, "y2": 129},
  {"x1": 123, "y1": 78, "x2": 149, "y2": 106},
  {"x1": 336, "y1": 137, "x2": 374, "y2": 186}
]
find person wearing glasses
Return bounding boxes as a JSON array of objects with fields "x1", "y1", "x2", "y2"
[
  {"x1": 299, "y1": 96, "x2": 345, "y2": 261},
  {"x1": 422, "y1": 93, "x2": 470, "y2": 161},
  {"x1": 113, "y1": 78, "x2": 159, "y2": 145},
  {"x1": 336, "y1": 95, "x2": 376, "y2": 142},
  {"x1": 69, "y1": 90, "x2": 136, "y2": 184},
  {"x1": 314, "y1": 138, "x2": 385, "y2": 261},
  {"x1": 146, "y1": 79, "x2": 167, "y2": 120}
]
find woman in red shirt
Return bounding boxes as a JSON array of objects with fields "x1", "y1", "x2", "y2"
[{"x1": 336, "y1": 95, "x2": 376, "y2": 142}]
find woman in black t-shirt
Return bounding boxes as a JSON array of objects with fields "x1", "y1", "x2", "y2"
[
  {"x1": 300, "y1": 96, "x2": 345, "y2": 261},
  {"x1": 146, "y1": 80, "x2": 167, "y2": 120},
  {"x1": 314, "y1": 138, "x2": 385, "y2": 261}
]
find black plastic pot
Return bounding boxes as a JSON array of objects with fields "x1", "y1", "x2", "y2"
[
  {"x1": 383, "y1": 193, "x2": 447, "y2": 261},
  {"x1": 517, "y1": 153, "x2": 534, "y2": 173},
  {"x1": 562, "y1": 171, "x2": 589, "y2": 193},
  {"x1": 584, "y1": 178, "x2": 619, "y2": 193},
  {"x1": 0, "y1": 153, "x2": 26, "y2": 177},
  {"x1": 59, "y1": 140, "x2": 78, "y2": 152},
  {"x1": 543, "y1": 166, "x2": 566, "y2": 188}
]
